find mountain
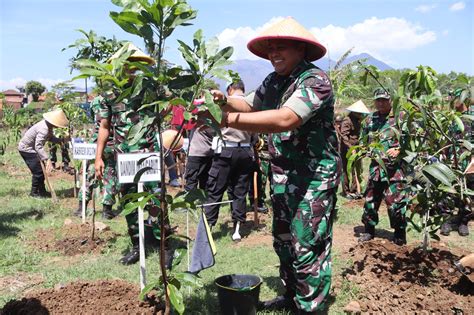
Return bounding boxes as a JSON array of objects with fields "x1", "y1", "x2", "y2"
[
  {"x1": 341, "y1": 53, "x2": 393, "y2": 71},
  {"x1": 217, "y1": 53, "x2": 391, "y2": 92}
]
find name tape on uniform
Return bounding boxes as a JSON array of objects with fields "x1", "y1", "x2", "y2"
[
  {"x1": 117, "y1": 153, "x2": 161, "y2": 184},
  {"x1": 72, "y1": 143, "x2": 97, "y2": 160}
]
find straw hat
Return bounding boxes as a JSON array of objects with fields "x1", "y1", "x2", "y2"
[
  {"x1": 162, "y1": 129, "x2": 184, "y2": 151},
  {"x1": 109, "y1": 42, "x2": 155, "y2": 65},
  {"x1": 43, "y1": 109, "x2": 69, "y2": 128},
  {"x1": 346, "y1": 100, "x2": 370, "y2": 114},
  {"x1": 247, "y1": 17, "x2": 326, "y2": 61}
]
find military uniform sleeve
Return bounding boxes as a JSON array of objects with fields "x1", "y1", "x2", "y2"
[
  {"x1": 282, "y1": 73, "x2": 333, "y2": 124},
  {"x1": 98, "y1": 97, "x2": 111, "y2": 120}
]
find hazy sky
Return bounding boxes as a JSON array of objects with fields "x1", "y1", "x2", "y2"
[{"x1": 1, "y1": 0, "x2": 473, "y2": 90}]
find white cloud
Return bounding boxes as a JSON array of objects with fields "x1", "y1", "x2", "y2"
[
  {"x1": 450, "y1": 2, "x2": 466, "y2": 11},
  {"x1": 217, "y1": 17, "x2": 285, "y2": 60},
  {"x1": 442, "y1": 30, "x2": 449, "y2": 36},
  {"x1": 311, "y1": 17, "x2": 436, "y2": 58},
  {"x1": 0, "y1": 77, "x2": 68, "y2": 91},
  {"x1": 415, "y1": 4, "x2": 437, "y2": 13},
  {"x1": 217, "y1": 17, "x2": 437, "y2": 64}
]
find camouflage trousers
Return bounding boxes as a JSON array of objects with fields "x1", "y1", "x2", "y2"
[
  {"x1": 78, "y1": 150, "x2": 118, "y2": 206},
  {"x1": 272, "y1": 186, "x2": 337, "y2": 312},
  {"x1": 49, "y1": 143, "x2": 70, "y2": 166},
  {"x1": 362, "y1": 179, "x2": 408, "y2": 229},
  {"x1": 120, "y1": 182, "x2": 164, "y2": 246}
]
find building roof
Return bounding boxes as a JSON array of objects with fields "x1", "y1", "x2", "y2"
[{"x1": 2, "y1": 89, "x2": 23, "y2": 96}]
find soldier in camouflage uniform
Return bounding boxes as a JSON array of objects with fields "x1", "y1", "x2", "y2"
[
  {"x1": 358, "y1": 89, "x2": 409, "y2": 245},
  {"x1": 209, "y1": 17, "x2": 341, "y2": 314},
  {"x1": 75, "y1": 96, "x2": 118, "y2": 219},
  {"x1": 441, "y1": 88, "x2": 473, "y2": 236},
  {"x1": 95, "y1": 43, "x2": 164, "y2": 265}
]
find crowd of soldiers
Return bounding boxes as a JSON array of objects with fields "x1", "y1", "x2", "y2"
[{"x1": 16, "y1": 17, "x2": 472, "y2": 314}]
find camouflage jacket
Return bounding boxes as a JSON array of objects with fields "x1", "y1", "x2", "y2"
[
  {"x1": 248, "y1": 60, "x2": 341, "y2": 192},
  {"x1": 360, "y1": 111, "x2": 404, "y2": 182},
  {"x1": 98, "y1": 94, "x2": 159, "y2": 154}
]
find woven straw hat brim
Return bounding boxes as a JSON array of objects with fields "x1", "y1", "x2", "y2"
[
  {"x1": 162, "y1": 130, "x2": 184, "y2": 151},
  {"x1": 346, "y1": 100, "x2": 371, "y2": 114},
  {"x1": 43, "y1": 110, "x2": 69, "y2": 128},
  {"x1": 109, "y1": 43, "x2": 155, "y2": 65},
  {"x1": 247, "y1": 17, "x2": 326, "y2": 61}
]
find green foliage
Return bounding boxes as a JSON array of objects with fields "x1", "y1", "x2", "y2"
[
  {"x1": 349, "y1": 64, "x2": 473, "y2": 251},
  {"x1": 70, "y1": 1, "x2": 234, "y2": 313},
  {"x1": 25, "y1": 81, "x2": 46, "y2": 102},
  {"x1": 63, "y1": 29, "x2": 126, "y2": 73}
]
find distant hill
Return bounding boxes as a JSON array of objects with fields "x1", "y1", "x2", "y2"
[
  {"x1": 218, "y1": 53, "x2": 392, "y2": 92},
  {"x1": 340, "y1": 53, "x2": 393, "y2": 71}
]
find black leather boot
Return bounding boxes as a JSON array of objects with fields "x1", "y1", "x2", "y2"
[
  {"x1": 102, "y1": 204, "x2": 117, "y2": 220},
  {"x1": 358, "y1": 224, "x2": 375, "y2": 242},
  {"x1": 393, "y1": 228, "x2": 407, "y2": 245},
  {"x1": 73, "y1": 201, "x2": 87, "y2": 217},
  {"x1": 259, "y1": 295, "x2": 297, "y2": 311},
  {"x1": 119, "y1": 244, "x2": 140, "y2": 265}
]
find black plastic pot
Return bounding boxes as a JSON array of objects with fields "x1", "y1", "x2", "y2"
[{"x1": 215, "y1": 274, "x2": 262, "y2": 315}]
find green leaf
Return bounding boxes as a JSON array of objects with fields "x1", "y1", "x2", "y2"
[
  {"x1": 203, "y1": 90, "x2": 222, "y2": 123},
  {"x1": 167, "y1": 283, "x2": 185, "y2": 314},
  {"x1": 168, "y1": 75, "x2": 197, "y2": 90},
  {"x1": 121, "y1": 202, "x2": 139, "y2": 216},
  {"x1": 453, "y1": 115, "x2": 465, "y2": 133},
  {"x1": 421, "y1": 162, "x2": 457, "y2": 187},
  {"x1": 139, "y1": 282, "x2": 157, "y2": 301},
  {"x1": 174, "y1": 271, "x2": 203, "y2": 287},
  {"x1": 127, "y1": 122, "x2": 147, "y2": 146},
  {"x1": 171, "y1": 248, "x2": 185, "y2": 269},
  {"x1": 209, "y1": 68, "x2": 232, "y2": 82},
  {"x1": 211, "y1": 46, "x2": 234, "y2": 64},
  {"x1": 205, "y1": 36, "x2": 219, "y2": 57},
  {"x1": 131, "y1": 76, "x2": 144, "y2": 98}
]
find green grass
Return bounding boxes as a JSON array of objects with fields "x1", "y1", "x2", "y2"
[{"x1": 0, "y1": 147, "x2": 472, "y2": 314}]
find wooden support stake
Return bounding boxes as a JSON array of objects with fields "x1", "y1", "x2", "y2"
[{"x1": 253, "y1": 171, "x2": 259, "y2": 227}]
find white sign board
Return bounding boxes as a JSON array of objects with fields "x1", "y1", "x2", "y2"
[
  {"x1": 72, "y1": 143, "x2": 97, "y2": 160},
  {"x1": 117, "y1": 153, "x2": 161, "y2": 184}
]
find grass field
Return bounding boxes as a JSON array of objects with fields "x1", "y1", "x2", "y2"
[{"x1": 0, "y1": 146, "x2": 472, "y2": 314}]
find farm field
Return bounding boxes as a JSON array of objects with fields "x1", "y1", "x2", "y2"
[{"x1": 0, "y1": 146, "x2": 472, "y2": 314}]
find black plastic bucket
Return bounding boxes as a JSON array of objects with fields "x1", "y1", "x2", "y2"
[{"x1": 215, "y1": 274, "x2": 262, "y2": 315}]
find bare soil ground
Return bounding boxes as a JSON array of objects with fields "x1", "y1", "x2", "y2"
[
  {"x1": 0, "y1": 280, "x2": 162, "y2": 314},
  {"x1": 337, "y1": 239, "x2": 473, "y2": 313},
  {"x1": 26, "y1": 222, "x2": 119, "y2": 256}
]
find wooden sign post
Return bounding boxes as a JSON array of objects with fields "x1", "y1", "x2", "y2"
[{"x1": 117, "y1": 152, "x2": 161, "y2": 290}]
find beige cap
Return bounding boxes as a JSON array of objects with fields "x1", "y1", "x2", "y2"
[
  {"x1": 43, "y1": 109, "x2": 69, "y2": 128},
  {"x1": 346, "y1": 100, "x2": 370, "y2": 114},
  {"x1": 247, "y1": 17, "x2": 326, "y2": 61},
  {"x1": 109, "y1": 42, "x2": 155, "y2": 65},
  {"x1": 162, "y1": 129, "x2": 184, "y2": 151}
]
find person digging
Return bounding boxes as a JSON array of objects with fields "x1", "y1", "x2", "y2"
[{"x1": 18, "y1": 109, "x2": 70, "y2": 198}]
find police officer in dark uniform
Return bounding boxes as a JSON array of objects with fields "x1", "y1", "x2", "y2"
[{"x1": 204, "y1": 80, "x2": 254, "y2": 241}]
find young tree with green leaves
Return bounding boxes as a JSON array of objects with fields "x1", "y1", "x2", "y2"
[
  {"x1": 72, "y1": 1, "x2": 234, "y2": 314},
  {"x1": 349, "y1": 65, "x2": 473, "y2": 252}
]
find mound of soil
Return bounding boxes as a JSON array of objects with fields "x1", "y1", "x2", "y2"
[
  {"x1": 0, "y1": 280, "x2": 162, "y2": 314},
  {"x1": 27, "y1": 222, "x2": 118, "y2": 256},
  {"x1": 342, "y1": 240, "x2": 473, "y2": 313}
]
